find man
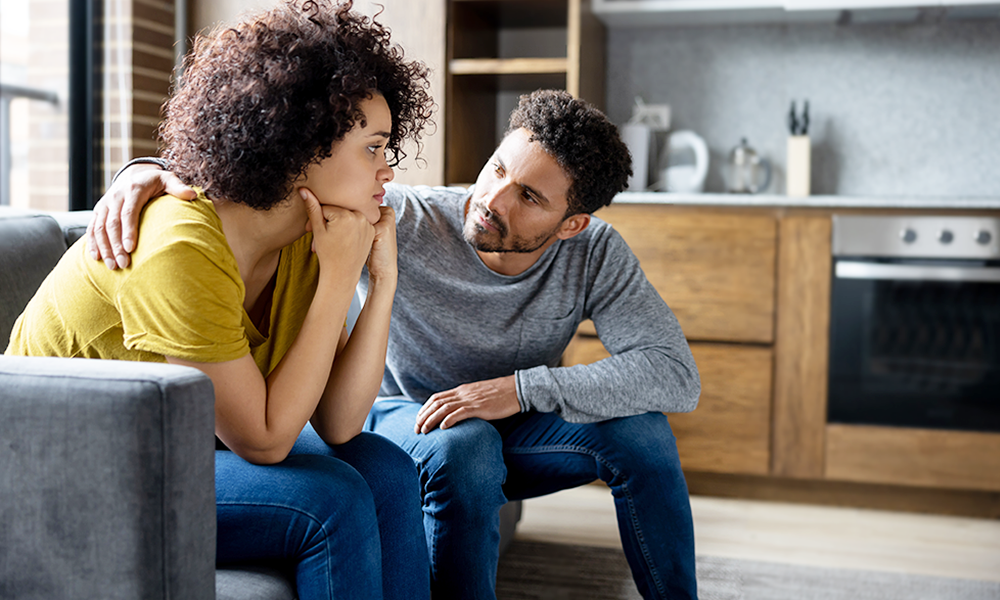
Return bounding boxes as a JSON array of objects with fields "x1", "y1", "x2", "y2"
[{"x1": 90, "y1": 90, "x2": 701, "y2": 599}]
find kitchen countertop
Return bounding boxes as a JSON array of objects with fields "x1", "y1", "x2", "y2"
[{"x1": 614, "y1": 192, "x2": 1000, "y2": 210}]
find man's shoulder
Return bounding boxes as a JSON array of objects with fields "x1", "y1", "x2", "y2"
[
  {"x1": 383, "y1": 182, "x2": 470, "y2": 212},
  {"x1": 568, "y1": 211, "x2": 626, "y2": 252}
]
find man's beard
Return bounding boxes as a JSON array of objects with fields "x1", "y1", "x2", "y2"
[{"x1": 463, "y1": 206, "x2": 559, "y2": 254}]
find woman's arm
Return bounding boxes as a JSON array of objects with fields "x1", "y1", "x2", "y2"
[
  {"x1": 168, "y1": 192, "x2": 374, "y2": 464},
  {"x1": 310, "y1": 205, "x2": 398, "y2": 445}
]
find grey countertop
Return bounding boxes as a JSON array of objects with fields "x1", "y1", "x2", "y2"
[{"x1": 613, "y1": 192, "x2": 1000, "y2": 210}]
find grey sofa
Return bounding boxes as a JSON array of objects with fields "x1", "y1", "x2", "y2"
[{"x1": 0, "y1": 207, "x2": 520, "y2": 600}]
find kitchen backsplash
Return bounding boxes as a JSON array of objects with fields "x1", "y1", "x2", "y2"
[{"x1": 606, "y1": 18, "x2": 1000, "y2": 198}]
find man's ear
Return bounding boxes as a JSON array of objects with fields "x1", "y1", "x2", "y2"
[{"x1": 556, "y1": 213, "x2": 591, "y2": 240}]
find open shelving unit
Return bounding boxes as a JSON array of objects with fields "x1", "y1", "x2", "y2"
[{"x1": 446, "y1": 0, "x2": 605, "y2": 185}]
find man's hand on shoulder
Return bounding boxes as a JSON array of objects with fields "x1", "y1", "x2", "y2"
[
  {"x1": 87, "y1": 162, "x2": 195, "y2": 270},
  {"x1": 415, "y1": 375, "x2": 520, "y2": 434}
]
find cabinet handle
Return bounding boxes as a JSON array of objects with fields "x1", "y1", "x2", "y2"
[{"x1": 835, "y1": 261, "x2": 1000, "y2": 283}]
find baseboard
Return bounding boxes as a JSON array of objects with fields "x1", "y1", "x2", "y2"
[{"x1": 682, "y1": 471, "x2": 1000, "y2": 519}]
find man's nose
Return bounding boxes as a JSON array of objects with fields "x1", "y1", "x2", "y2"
[{"x1": 484, "y1": 184, "x2": 513, "y2": 215}]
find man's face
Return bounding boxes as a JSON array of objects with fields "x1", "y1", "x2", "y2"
[{"x1": 463, "y1": 128, "x2": 575, "y2": 254}]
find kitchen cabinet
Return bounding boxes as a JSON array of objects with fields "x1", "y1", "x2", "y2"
[
  {"x1": 446, "y1": 0, "x2": 605, "y2": 184},
  {"x1": 565, "y1": 202, "x2": 1000, "y2": 509},
  {"x1": 563, "y1": 204, "x2": 778, "y2": 475},
  {"x1": 590, "y1": 0, "x2": 1000, "y2": 27}
]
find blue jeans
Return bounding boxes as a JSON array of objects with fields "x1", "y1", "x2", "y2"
[
  {"x1": 215, "y1": 425, "x2": 430, "y2": 600},
  {"x1": 365, "y1": 399, "x2": 697, "y2": 600}
]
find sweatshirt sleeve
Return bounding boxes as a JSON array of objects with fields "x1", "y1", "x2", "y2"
[{"x1": 514, "y1": 226, "x2": 701, "y2": 423}]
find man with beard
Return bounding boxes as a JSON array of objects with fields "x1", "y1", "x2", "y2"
[{"x1": 88, "y1": 90, "x2": 702, "y2": 600}]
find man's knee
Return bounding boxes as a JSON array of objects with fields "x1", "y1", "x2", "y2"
[
  {"x1": 593, "y1": 413, "x2": 685, "y2": 479},
  {"x1": 419, "y1": 419, "x2": 506, "y2": 502}
]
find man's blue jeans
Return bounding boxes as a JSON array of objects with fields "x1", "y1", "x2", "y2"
[
  {"x1": 365, "y1": 399, "x2": 697, "y2": 600},
  {"x1": 215, "y1": 425, "x2": 430, "y2": 600}
]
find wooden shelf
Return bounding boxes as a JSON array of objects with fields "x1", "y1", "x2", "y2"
[
  {"x1": 449, "y1": 57, "x2": 569, "y2": 75},
  {"x1": 445, "y1": 0, "x2": 605, "y2": 184}
]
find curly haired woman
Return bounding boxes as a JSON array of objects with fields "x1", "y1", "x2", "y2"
[{"x1": 6, "y1": 1, "x2": 433, "y2": 598}]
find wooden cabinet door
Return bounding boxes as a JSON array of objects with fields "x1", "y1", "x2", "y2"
[
  {"x1": 825, "y1": 424, "x2": 1000, "y2": 492},
  {"x1": 597, "y1": 205, "x2": 777, "y2": 344},
  {"x1": 562, "y1": 337, "x2": 773, "y2": 475}
]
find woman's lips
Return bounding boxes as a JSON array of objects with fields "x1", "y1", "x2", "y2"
[{"x1": 374, "y1": 192, "x2": 385, "y2": 204}]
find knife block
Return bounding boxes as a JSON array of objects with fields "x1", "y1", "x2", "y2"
[{"x1": 786, "y1": 135, "x2": 811, "y2": 197}]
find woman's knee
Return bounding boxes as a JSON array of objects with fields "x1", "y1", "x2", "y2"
[
  {"x1": 340, "y1": 432, "x2": 422, "y2": 499},
  {"x1": 283, "y1": 454, "x2": 379, "y2": 533}
]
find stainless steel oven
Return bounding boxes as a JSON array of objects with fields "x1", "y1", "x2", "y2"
[{"x1": 827, "y1": 215, "x2": 1000, "y2": 432}]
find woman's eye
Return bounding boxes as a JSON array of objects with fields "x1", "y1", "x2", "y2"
[
  {"x1": 493, "y1": 162, "x2": 503, "y2": 176},
  {"x1": 368, "y1": 144, "x2": 383, "y2": 154}
]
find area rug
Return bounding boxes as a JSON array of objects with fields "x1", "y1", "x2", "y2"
[{"x1": 495, "y1": 540, "x2": 1000, "y2": 600}]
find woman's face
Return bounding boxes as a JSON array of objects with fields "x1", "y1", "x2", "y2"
[{"x1": 299, "y1": 93, "x2": 394, "y2": 224}]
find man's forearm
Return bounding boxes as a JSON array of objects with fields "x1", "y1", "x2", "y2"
[
  {"x1": 516, "y1": 344, "x2": 701, "y2": 423},
  {"x1": 112, "y1": 157, "x2": 168, "y2": 183}
]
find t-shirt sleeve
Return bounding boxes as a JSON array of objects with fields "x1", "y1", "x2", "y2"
[{"x1": 116, "y1": 241, "x2": 249, "y2": 362}]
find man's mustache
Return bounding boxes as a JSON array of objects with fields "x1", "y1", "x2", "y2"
[{"x1": 474, "y1": 204, "x2": 507, "y2": 237}]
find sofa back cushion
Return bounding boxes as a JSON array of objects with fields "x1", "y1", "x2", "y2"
[{"x1": 0, "y1": 211, "x2": 69, "y2": 345}]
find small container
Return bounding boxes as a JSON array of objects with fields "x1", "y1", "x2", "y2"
[{"x1": 725, "y1": 138, "x2": 771, "y2": 194}]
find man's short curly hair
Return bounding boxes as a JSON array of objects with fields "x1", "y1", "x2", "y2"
[
  {"x1": 159, "y1": 0, "x2": 433, "y2": 211},
  {"x1": 506, "y1": 90, "x2": 631, "y2": 216}
]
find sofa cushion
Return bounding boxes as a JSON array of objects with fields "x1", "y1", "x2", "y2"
[
  {"x1": 0, "y1": 210, "x2": 68, "y2": 344},
  {"x1": 217, "y1": 565, "x2": 297, "y2": 600},
  {"x1": 51, "y1": 210, "x2": 94, "y2": 247}
]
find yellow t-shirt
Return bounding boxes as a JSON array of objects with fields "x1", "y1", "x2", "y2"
[{"x1": 5, "y1": 193, "x2": 320, "y2": 377}]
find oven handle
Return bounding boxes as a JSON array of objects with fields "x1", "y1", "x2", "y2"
[{"x1": 835, "y1": 261, "x2": 1000, "y2": 283}]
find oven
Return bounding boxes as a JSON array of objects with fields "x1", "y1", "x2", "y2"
[{"x1": 827, "y1": 215, "x2": 1000, "y2": 433}]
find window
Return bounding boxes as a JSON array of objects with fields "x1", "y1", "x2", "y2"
[{"x1": 1, "y1": 0, "x2": 179, "y2": 211}]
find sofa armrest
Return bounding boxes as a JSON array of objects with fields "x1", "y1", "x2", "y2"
[{"x1": 0, "y1": 356, "x2": 216, "y2": 600}]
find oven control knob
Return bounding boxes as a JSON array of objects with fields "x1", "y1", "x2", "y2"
[
  {"x1": 975, "y1": 230, "x2": 993, "y2": 245},
  {"x1": 900, "y1": 228, "x2": 917, "y2": 244},
  {"x1": 938, "y1": 229, "x2": 954, "y2": 244}
]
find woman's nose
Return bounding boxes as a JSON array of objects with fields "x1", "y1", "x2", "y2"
[{"x1": 379, "y1": 160, "x2": 394, "y2": 183}]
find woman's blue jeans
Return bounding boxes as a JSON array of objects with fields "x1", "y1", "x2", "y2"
[
  {"x1": 215, "y1": 425, "x2": 430, "y2": 600},
  {"x1": 365, "y1": 399, "x2": 697, "y2": 600}
]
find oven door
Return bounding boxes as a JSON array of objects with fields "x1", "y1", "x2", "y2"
[{"x1": 827, "y1": 259, "x2": 1000, "y2": 432}]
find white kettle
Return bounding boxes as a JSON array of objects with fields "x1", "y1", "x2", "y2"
[{"x1": 658, "y1": 130, "x2": 709, "y2": 194}]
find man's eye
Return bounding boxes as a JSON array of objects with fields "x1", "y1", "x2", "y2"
[{"x1": 521, "y1": 190, "x2": 537, "y2": 204}]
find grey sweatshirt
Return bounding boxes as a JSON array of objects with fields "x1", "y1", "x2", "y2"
[{"x1": 358, "y1": 183, "x2": 700, "y2": 423}]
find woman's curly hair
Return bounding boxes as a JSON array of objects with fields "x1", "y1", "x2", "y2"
[
  {"x1": 507, "y1": 90, "x2": 631, "y2": 216},
  {"x1": 159, "y1": 0, "x2": 433, "y2": 210}
]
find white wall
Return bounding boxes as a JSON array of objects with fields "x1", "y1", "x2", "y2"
[{"x1": 188, "y1": 0, "x2": 446, "y2": 186}]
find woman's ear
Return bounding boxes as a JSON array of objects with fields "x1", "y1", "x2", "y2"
[{"x1": 556, "y1": 213, "x2": 591, "y2": 241}]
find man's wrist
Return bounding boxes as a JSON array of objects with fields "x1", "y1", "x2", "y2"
[{"x1": 112, "y1": 157, "x2": 169, "y2": 184}]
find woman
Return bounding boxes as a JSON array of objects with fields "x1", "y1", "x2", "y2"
[{"x1": 5, "y1": 1, "x2": 433, "y2": 598}]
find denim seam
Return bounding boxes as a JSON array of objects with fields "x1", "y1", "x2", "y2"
[
  {"x1": 503, "y1": 444, "x2": 668, "y2": 598},
  {"x1": 216, "y1": 501, "x2": 335, "y2": 599}
]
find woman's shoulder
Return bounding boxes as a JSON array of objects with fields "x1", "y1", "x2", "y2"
[{"x1": 136, "y1": 192, "x2": 230, "y2": 257}]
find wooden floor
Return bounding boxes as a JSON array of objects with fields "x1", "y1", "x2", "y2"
[{"x1": 514, "y1": 484, "x2": 1000, "y2": 583}]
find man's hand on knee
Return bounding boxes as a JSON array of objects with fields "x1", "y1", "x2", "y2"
[{"x1": 414, "y1": 375, "x2": 520, "y2": 434}]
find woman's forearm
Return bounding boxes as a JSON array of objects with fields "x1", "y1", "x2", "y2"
[
  {"x1": 249, "y1": 274, "x2": 357, "y2": 460},
  {"x1": 311, "y1": 276, "x2": 396, "y2": 445}
]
